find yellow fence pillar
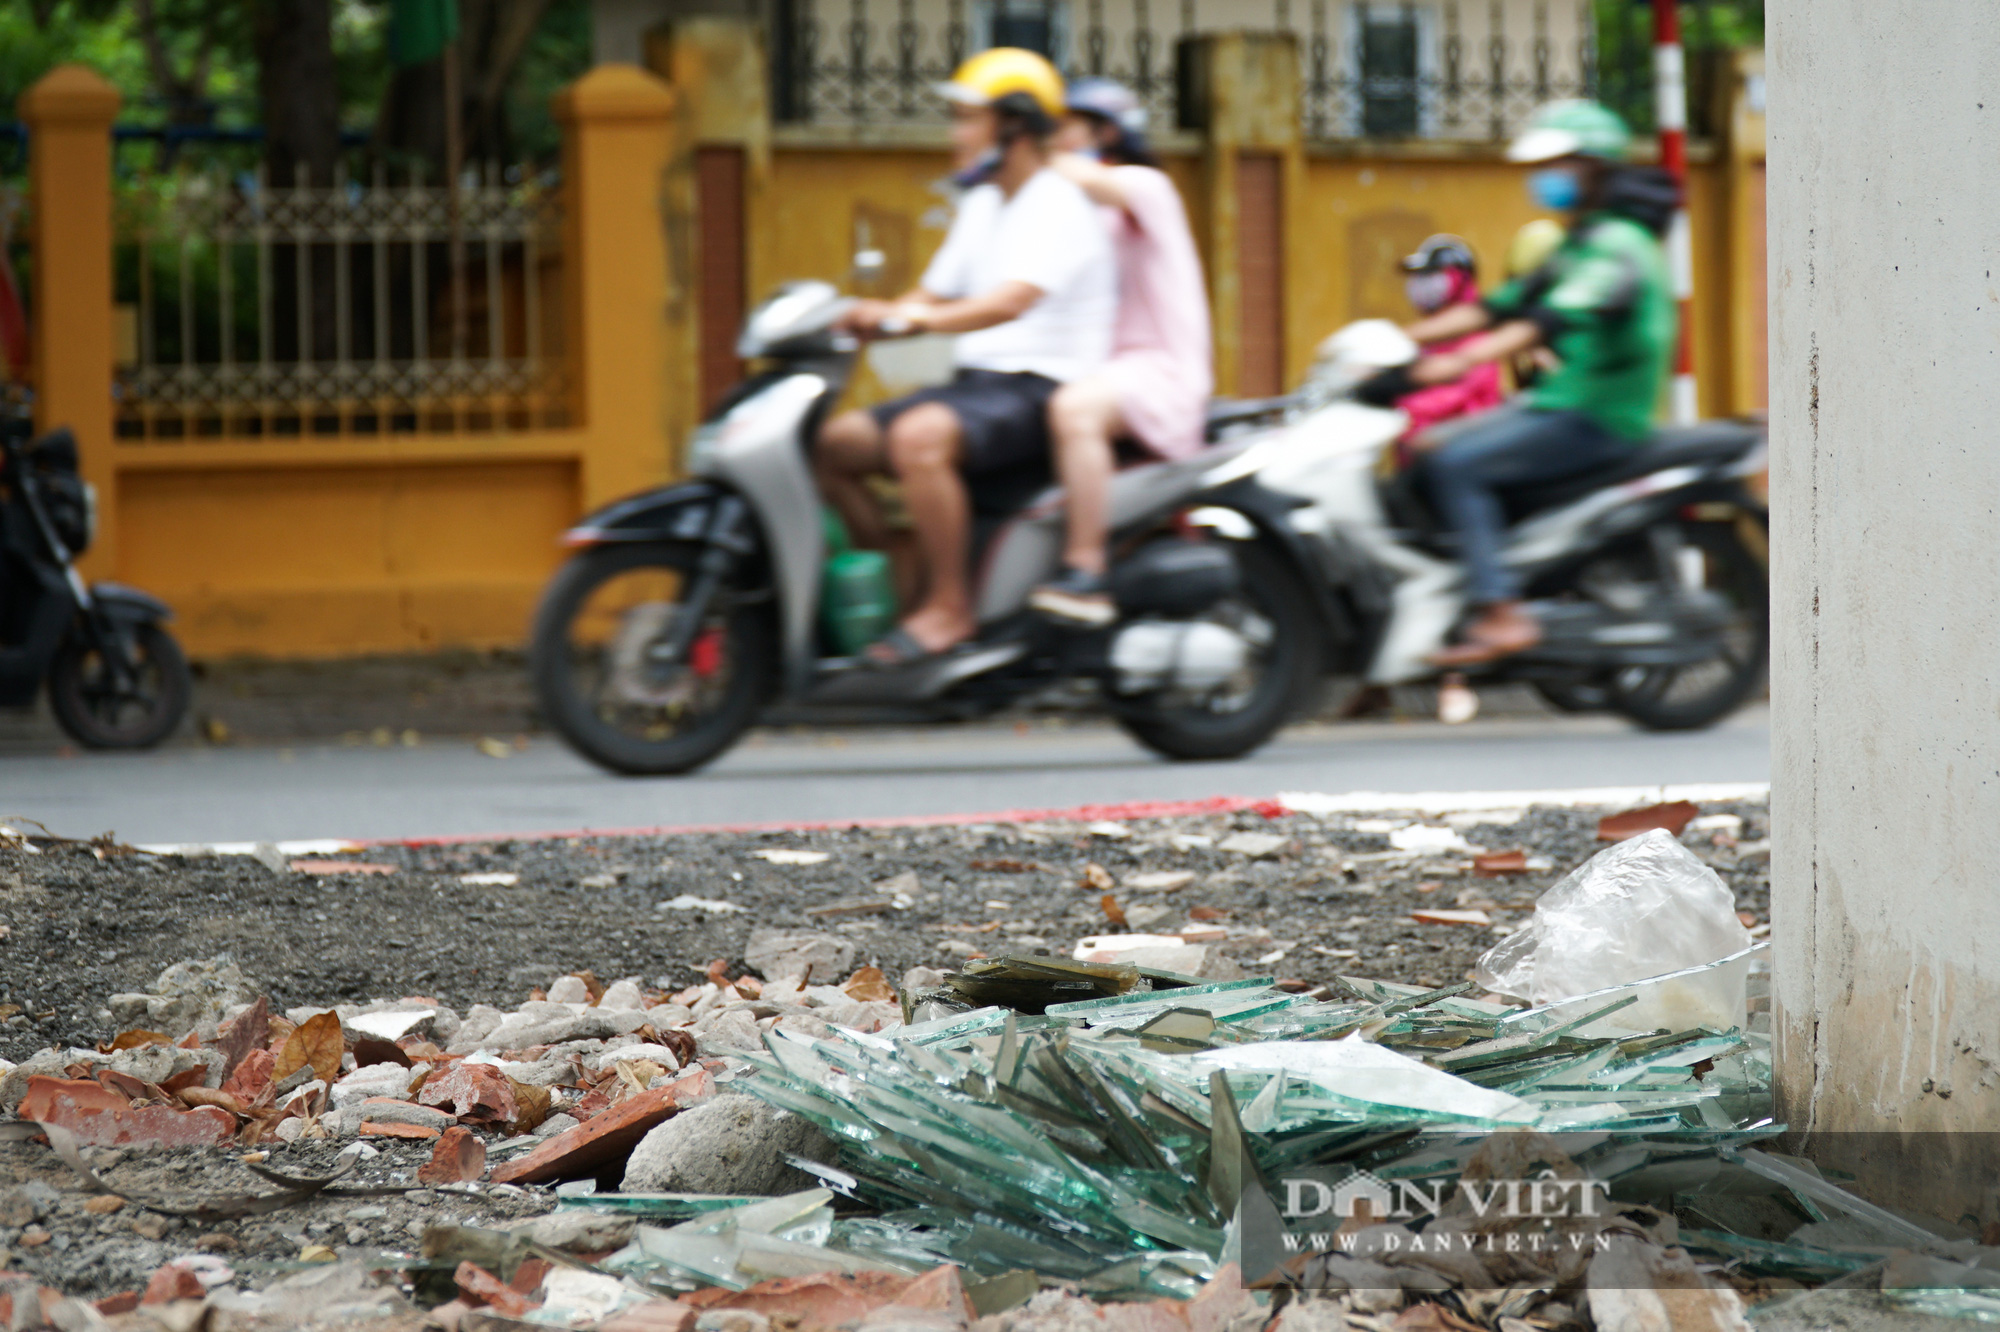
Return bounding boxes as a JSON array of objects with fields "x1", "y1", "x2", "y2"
[
  {"x1": 553, "y1": 66, "x2": 681, "y2": 509},
  {"x1": 1182, "y1": 33, "x2": 1304, "y2": 399},
  {"x1": 19, "y1": 66, "x2": 120, "y2": 578}
]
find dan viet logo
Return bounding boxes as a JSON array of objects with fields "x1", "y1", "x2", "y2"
[{"x1": 1282, "y1": 1168, "x2": 1613, "y2": 1222}]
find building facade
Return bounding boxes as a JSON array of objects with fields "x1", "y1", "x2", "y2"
[{"x1": 595, "y1": 0, "x2": 1597, "y2": 145}]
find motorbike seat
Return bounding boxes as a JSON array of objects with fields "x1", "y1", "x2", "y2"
[{"x1": 1500, "y1": 421, "x2": 1761, "y2": 520}]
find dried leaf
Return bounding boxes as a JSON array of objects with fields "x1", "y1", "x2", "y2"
[
  {"x1": 107, "y1": 1030, "x2": 170, "y2": 1052},
  {"x1": 158, "y1": 1066, "x2": 209, "y2": 1095},
  {"x1": 92, "y1": 1070, "x2": 147, "y2": 1102},
  {"x1": 353, "y1": 1038, "x2": 413, "y2": 1069},
  {"x1": 843, "y1": 966, "x2": 896, "y2": 1003},
  {"x1": 731, "y1": 975, "x2": 764, "y2": 999},
  {"x1": 273, "y1": 1011, "x2": 343, "y2": 1087},
  {"x1": 656, "y1": 1029, "x2": 697, "y2": 1068},
  {"x1": 1080, "y1": 863, "x2": 1115, "y2": 892},
  {"x1": 1187, "y1": 905, "x2": 1229, "y2": 921},
  {"x1": 505, "y1": 1079, "x2": 550, "y2": 1135},
  {"x1": 969, "y1": 859, "x2": 1051, "y2": 874},
  {"x1": 1099, "y1": 896, "x2": 1129, "y2": 929},
  {"x1": 573, "y1": 971, "x2": 605, "y2": 1004},
  {"x1": 215, "y1": 996, "x2": 270, "y2": 1076}
]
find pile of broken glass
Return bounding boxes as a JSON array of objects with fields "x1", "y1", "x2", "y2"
[{"x1": 595, "y1": 953, "x2": 1992, "y2": 1308}]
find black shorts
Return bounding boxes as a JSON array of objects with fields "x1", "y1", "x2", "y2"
[{"x1": 869, "y1": 369, "x2": 1060, "y2": 475}]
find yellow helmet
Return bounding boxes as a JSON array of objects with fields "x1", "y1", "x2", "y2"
[
  {"x1": 939, "y1": 47, "x2": 1066, "y2": 121},
  {"x1": 1505, "y1": 218, "x2": 1565, "y2": 277}
]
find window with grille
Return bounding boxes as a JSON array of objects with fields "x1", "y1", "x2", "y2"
[
  {"x1": 974, "y1": 0, "x2": 1069, "y2": 64},
  {"x1": 1357, "y1": 3, "x2": 1427, "y2": 138}
]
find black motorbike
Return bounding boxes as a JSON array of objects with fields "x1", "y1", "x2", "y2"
[{"x1": 1, "y1": 409, "x2": 191, "y2": 748}]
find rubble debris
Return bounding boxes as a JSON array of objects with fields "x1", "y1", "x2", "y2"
[
  {"x1": 621, "y1": 1095, "x2": 833, "y2": 1196},
  {"x1": 14, "y1": 795, "x2": 1956, "y2": 1330},
  {"x1": 492, "y1": 1074, "x2": 708, "y2": 1185},
  {"x1": 419, "y1": 1126, "x2": 489, "y2": 1184},
  {"x1": 743, "y1": 932, "x2": 856, "y2": 985}
]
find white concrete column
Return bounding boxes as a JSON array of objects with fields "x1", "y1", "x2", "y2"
[{"x1": 1769, "y1": 0, "x2": 2000, "y2": 1227}]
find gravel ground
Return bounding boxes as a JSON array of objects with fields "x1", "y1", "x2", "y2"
[{"x1": 0, "y1": 797, "x2": 1771, "y2": 1298}]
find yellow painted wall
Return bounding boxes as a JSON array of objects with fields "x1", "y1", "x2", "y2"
[{"x1": 119, "y1": 457, "x2": 579, "y2": 656}]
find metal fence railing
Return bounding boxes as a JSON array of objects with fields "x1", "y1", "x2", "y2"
[
  {"x1": 771, "y1": 0, "x2": 1759, "y2": 143},
  {"x1": 113, "y1": 161, "x2": 567, "y2": 440}
]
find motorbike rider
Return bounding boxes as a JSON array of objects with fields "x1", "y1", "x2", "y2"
[
  {"x1": 1390, "y1": 235, "x2": 1503, "y2": 464},
  {"x1": 814, "y1": 49, "x2": 1115, "y2": 665},
  {"x1": 1360, "y1": 100, "x2": 1678, "y2": 666},
  {"x1": 1026, "y1": 78, "x2": 1213, "y2": 627}
]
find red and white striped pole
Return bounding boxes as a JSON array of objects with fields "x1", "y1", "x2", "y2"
[{"x1": 1653, "y1": 0, "x2": 1698, "y2": 423}]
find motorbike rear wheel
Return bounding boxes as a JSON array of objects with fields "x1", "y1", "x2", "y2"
[
  {"x1": 1112, "y1": 541, "x2": 1323, "y2": 761},
  {"x1": 531, "y1": 543, "x2": 775, "y2": 775},
  {"x1": 1607, "y1": 519, "x2": 1768, "y2": 732},
  {"x1": 47, "y1": 621, "x2": 192, "y2": 749}
]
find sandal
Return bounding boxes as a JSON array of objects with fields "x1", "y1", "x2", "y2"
[{"x1": 863, "y1": 626, "x2": 944, "y2": 669}]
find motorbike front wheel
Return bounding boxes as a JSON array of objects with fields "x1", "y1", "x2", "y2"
[
  {"x1": 1111, "y1": 541, "x2": 1323, "y2": 761},
  {"x1": 530, "y1": 543, "x2": 775, "y2": 775},
  {"x1": 47, "y1": 620, "x2": 192, "y2": 749}
]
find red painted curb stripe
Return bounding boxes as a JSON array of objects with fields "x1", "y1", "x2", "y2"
[{"x1": 373, "y1": 794, "x2": 1287, "y2": 848}]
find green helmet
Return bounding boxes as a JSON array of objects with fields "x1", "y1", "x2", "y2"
[{"x1": 1507, "y1": 99, "x2": 1632, "y2": 164}]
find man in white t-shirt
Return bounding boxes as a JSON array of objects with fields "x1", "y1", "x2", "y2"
[{"x1": 815, "y1": 48, "x2": 1115, "y2": 666}]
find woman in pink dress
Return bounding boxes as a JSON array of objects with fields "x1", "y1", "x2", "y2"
[{"x1": 1027, "y1": 80, "x2": 1213, "y2": 626}]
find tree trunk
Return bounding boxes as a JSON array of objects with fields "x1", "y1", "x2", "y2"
[{"x1": 256, "y1": 0, "x2": 340, "y2": 190}]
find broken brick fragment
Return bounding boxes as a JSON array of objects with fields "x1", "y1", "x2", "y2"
[
  {"x1": 18, "y1": 1077, "x2": 237, "y2": 1148},
  {"x1": 141, "y1": 1262, "x2": 207, "y2": 1306},
  {"x1": 454, "y1": 1261, "x2": 535, "y2": 1317},
  {"x1": 1597, "y1": 800, "x2": 1700, "y2": 841},
  {"x1": 418, "y1": 1126, "x2": 489, "y2": 1184},
  {"x1": 94, "y1": 1291, "x2": 142, "y2": 1316},
  {"x1": 506, "y1": 1257, "x2": 551, "y2": 1295},
  {"x1": 490, "y1": 1072, "x2": 702, "y2": 1186},
  {"x1": 1471, "y1": 849, "x2": 1530, "y2": 876},
  {"x1": 418, "y1": 1061, "x2": 519, "y2": 1124}
]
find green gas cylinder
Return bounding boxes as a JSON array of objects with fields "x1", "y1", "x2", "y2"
[{"x1": 820, "y1": 510, "x2": 897, "y2": 656}]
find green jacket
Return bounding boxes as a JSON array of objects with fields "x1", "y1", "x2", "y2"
[{"x1": 1484, "y1": 211, "x2": 1676, "y2": 441}]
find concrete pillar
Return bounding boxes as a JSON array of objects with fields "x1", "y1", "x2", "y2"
[
  {"x1": 1768, "y1": 0, "x2": 2000, "y2": 1228},
  {"x1": 18, "y1": 66, "x2": 120, "y2": 579}
]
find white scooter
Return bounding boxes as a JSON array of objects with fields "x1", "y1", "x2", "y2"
[{"x1": 1206, "y1": 320, "x2": 1769, "y2": 727}]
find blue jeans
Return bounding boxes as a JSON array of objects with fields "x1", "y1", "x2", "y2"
[{"x1": 1422, "y1": 405, "x2": 1632, "y2": 604}]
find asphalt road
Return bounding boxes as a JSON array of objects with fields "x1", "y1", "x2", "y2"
[{"x1": 0, "y1": 705, "x2": 1769, "y2": 845}]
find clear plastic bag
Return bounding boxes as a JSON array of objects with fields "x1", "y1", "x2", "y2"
[{"x1": 1475, "y1": 828, "x2": 1754, "y2": 1032}]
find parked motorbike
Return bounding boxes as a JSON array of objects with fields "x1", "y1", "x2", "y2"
[
  {"x1": 531, "y1": 281, "x2": 1332, "y2": 775},
  {"x1": 0, "y1": 407, "x2": 191, "y2": 747},
  {"x1": 1220, "y1": 319, "x2": 1769, "y2": 728}
]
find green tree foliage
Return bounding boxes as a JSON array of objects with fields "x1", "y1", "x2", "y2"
[{"x1": 3, "y1": 0, "x2": 589, "y2": 168}]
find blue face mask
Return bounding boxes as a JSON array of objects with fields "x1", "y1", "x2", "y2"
[{"x1": 1529, "y1": 167, "x2": 1582, "y2": 212}]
